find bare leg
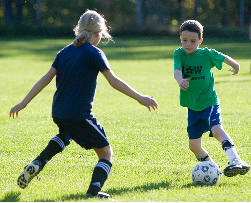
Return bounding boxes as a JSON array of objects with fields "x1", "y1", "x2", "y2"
[
  {"x1": 189, "y1": 137, "x2": 212, "y2": 161},
  {"x1": 211, "y1": 124, "x2": 250, "y2": 177},
  {"x1": 93, "y1": 145, "x2": 113, "y2": 163},
  {"x1": 211, "y1": 124, "x2": 233, "y2": 143}
]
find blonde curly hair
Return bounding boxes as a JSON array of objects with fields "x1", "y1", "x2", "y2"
[{"x1": 73, "y1": 10, "x2": 112, "y2": 47}]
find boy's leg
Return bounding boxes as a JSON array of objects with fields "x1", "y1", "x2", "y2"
[
  {"x1": 187, "y1": 112, "x2": 214, "y2": 163},
  {"x1": 17, "y1": 135, "x2": 69, "y2": 189},
  {"x1": 189, "y1": 138, "x2": 214, "y2": 162},
  {"x1": 86, "y1": 145, "x2": 113, "y2": 198},
  {"x1": 189, "y1": 138, "x2": 221, "y2": 174},
  {"x1": 187, "y1": 108, "x2": 215, "y2": 162},
  {"x1": 211, "y1": 124, "x2": 250, "y2": 177}
]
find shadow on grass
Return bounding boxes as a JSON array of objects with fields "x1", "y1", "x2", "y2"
[
  {"x1": 0, "y1": 37, "x2": 177, "y2": 61},
  {"x1": 0, "y1": 37, "x2": 250, "y2": 61},
  {"x1": 0, "y1": 191, "x2": 21, "y2": 202},
  {"x1": 181, "y1": 181, "x2": 238, "y2": 189},
  {"x1": 106, "y1": 181, "x2": 171, "y2": 196},
  {"x1": 181, "y1": 182, "x2": 218, "y2": 189},
  {"x1": 1, "y1": 181, "x2": 235, "y2": 201},
  {"x1": 34, "y1": 181, "x2": 171, "y2": 202},
  {"x1": 215, "y1": 79, "x2": 251, "y2": 84}
]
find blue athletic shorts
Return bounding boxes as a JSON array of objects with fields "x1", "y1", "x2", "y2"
[
  {"x1": 187, "y1": 105, "x2": 222, "y2": 139},
  {"x1": 53, "y1": 117, "x2": 110, "y2": 150}
]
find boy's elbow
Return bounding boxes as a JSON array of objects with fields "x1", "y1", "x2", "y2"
[
  {"x1": 236, "y1": 63, "x2": 240, "y2": 71},
  {"x1": 233, "y1": 63, "x2": 240, "y2": 73}
]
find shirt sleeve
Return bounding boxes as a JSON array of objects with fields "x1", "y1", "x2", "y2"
[
  {"x1": 209, "y1": 49, "x2": 225, "y2": 70},
  {"x1": 173, "y1": 48, "x2": 182, "y2": 71},
  {"x1": 92, "y1": 48, "x2": 111, "y2": 72},
  {"x1": 52, "y1": 49, "x2": 64, "y2": 69}
]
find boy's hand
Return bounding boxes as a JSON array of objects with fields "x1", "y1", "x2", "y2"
[
  {"x1": 137, "y1": 95, "x2": 158, "y2": 112},
  {"x1": 224, "y1": 55, "x2": 240, "y2": 75},
  {"x1": 10, "y1": 102, "x2": 27, "y2": 118},
  {"x1": 228, "y1": 68, "x2": 238, "y2": 75},
  {"x1": 178, "y1": 78, "x2": 191, "y2": 91}
]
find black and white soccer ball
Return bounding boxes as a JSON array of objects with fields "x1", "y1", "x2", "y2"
[{"x1": 192, "y1": 161, "x2": 221, "y2": 185}]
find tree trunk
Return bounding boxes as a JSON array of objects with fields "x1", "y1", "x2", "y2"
[
  {"x1": 16, "y1": 0, "x2": 23, "y2": 24},
  {"x1": 194, "y1": 0, "x2": 200, "y2": 20},
  {"x1": 4, "y1": 0, "x2": 14, "y2": 25},
  {"x1": 136, "y1": 0, "x2": 142, "y2": 32}
]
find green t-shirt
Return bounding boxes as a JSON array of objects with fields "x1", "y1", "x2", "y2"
[{"x1": 173, "y1": 47, "x2": 225, "y2": 111}]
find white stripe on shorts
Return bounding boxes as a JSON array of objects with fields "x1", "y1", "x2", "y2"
[
  {"x1": 95, "y1": 162, "x2": 111, "y2": 176},
  {"x1": 86, "y1": 119, "x2": 106, "y2": 139},
  {"x1": 51, "y1": 136, "x2": 65, "y2": 150},
  {"x1": 208, "y1": 106, "x2": 214, "y2": 126}
]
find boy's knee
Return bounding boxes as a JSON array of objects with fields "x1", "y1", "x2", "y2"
[
  {"x1": 211, "y1": 124, "x2": 225, "y2": 136},
  {"x1": 211, "y1": 124, "x2": 232, "y2": 143}
]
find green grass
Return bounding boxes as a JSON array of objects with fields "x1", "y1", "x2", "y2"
[{"x1": 0, "y1": 36, "x2": 251, "y2": 201}]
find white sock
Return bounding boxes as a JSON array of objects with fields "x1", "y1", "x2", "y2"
[{"x1": 225, "y1": 147, "x2": 240, "y2": 163}]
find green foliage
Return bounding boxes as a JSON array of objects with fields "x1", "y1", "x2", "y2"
[
  {"x1": 0, "y1": 37, "x2": 251, "y2": 201},
  {"x1": 1, "y1": 0, "x2": 251, "y2": 37}
]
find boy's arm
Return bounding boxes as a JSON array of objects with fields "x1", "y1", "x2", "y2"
[
  {"x1": 174, "y1": 69, "x2": 190, "y2": 91},
  {"x1": 224, "y1": 55, "x2": 240, "y2": 75},
  {"x1": 10, "y1": 66, "x2": 57, "y2": 118},
  {"x1": 102, "y1": 67, "x2": 158, "y2": 111}
]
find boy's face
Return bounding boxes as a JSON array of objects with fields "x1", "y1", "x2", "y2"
[{"x1": 180, "y1": 30, "x2": 203, "y2": 54}]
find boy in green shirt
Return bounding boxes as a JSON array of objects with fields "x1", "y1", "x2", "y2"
[{"x1": 174, "y1": 20, "x2": 250, "y2": 177}]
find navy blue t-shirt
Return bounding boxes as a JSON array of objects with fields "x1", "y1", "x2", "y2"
[{"x1": 51, "y1": 42, "x2": 110, "y2": 120}]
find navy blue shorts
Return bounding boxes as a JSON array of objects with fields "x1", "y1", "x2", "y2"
[
  {"x1": 187, "y1": 105, "x2": 222, "y2": 139},
  {"x1": 53, "y1": 117, "x2": 110, "y2": 150}
]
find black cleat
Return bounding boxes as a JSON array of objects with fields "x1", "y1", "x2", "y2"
[
  {"x1": 86, "y1": 191, "x2": 112, "y2": 200},
  {"x1": 17, "y1": 160, "x2": 42, "y2": 189}
]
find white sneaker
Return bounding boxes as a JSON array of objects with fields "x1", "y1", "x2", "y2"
[
  {"x1": 17, "y1": 160, "x2": 42, "y2": 189},
  {"x1": 223, "y1": 158, "x2": 250, "y2": 177}
]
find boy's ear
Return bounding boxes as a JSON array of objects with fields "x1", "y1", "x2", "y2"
[
  {"x1": 180, "y1": 36, "x2": 182, "y2": 42},
  {"x1": 199, "y1": 38, "x2": 203, "y2": 45}
]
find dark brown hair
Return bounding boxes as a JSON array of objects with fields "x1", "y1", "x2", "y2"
[{"x1": 180, "y1": 20, "x2": 203, "y2": 39}]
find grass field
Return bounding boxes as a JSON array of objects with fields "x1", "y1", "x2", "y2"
[{"x1": 0, "y1": 36, "x2": 251, "y2": 202}]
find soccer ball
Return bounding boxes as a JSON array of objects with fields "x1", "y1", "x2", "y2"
[{"x1": 192, "y1": 161, "x2": 221, "y2": 185}]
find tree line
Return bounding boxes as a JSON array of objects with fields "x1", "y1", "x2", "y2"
[{"x1": 1, "y1": 0, "x2": 250, "y2": 36}]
